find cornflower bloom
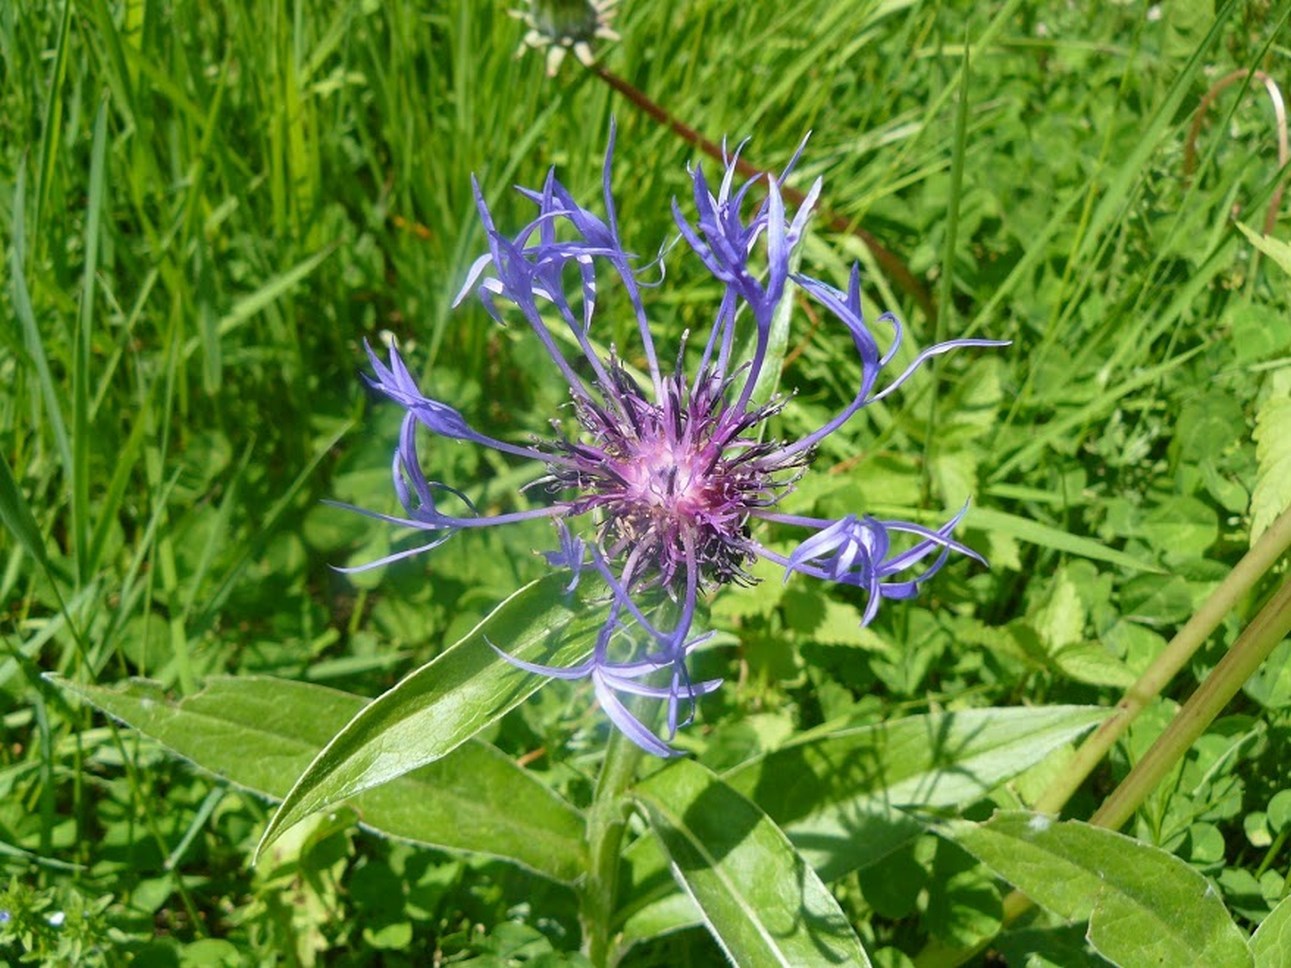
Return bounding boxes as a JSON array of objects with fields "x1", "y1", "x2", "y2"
[{"x1": 345, "y1": 125, "x2": 1005, "y2": 755}]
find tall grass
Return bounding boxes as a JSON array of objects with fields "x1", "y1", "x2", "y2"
[{"x1": 2, "y1": 1, "x2": 1288, "y2": 963}]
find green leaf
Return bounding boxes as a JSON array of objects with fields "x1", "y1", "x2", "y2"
[
  {"x1": 182, "y1": 244, "x2": 337, "y2": 360},
  {"x1": 51, "y1": 674, "x2": 587, "y2": 883},
  {"x1": 255, "y1": 575, "x2": 600, "y2": 860},
  {"x1": 1120, "y1": 573, "x2": 1196, "y2": 625},
  {"x1": 1141, "y1": 495, "x2": 1219, "y2": 559},
  {"x1": 1236, "y1": 222, "x2": 1291, "y2": 278},
  {"x1": 1243, "y1": 638, "x2": 1291, "y2": 709},
  {"x1": 1253, "y1": 893, "x2": 1291, "y2": 968},
  {"x1": 11, "y1": 161, "x2": 72, "y2": 487},
  {"x1": 618, "y1": 843, "x2": 704, "y2": 950},
  {"x1": 1033, "y1": 568, "x2": 1086, "y2": 650},
  {"x1": 632, "y1": 758, "x2": 872, "y2": 968},
  {"x1": 616, "y1": 834, "x2": 701, "y2": 947},
  {"x1": 1269, "y1": 790, "x2": 1291, "y2": 833},
  {"x1": 616, "y1": 705, "x2": 1105, "y2": 947},
  {"x1": 925, "y1": 839, "x2": 1002, "y2": 949},
  {"x1": 946, "y1": 812, "x2": 1252, "y2": 968},
  {"x1": 1050, "y1": 642, "x2": 1137, "y2": 689},
  {"x1": 0, "y1": 447, "x2": 51, "y2": 576},
  {"x1": 1251, "y1": 389, "x2": 1291, "y2": 545},
  {"x1": 966, "y1": 506, "x2": 1165, "y2": 574},
  {"x1": 722, "y1": 705, "x2": 1106, "y2": 880}
]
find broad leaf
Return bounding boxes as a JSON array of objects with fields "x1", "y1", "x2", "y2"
[
  {"x1": 616, "y1": 705, "x2": 1105, "y2": 946},
  {"x1": 1236, "y1": 221, "x2": 1291, "y2": 278},
  {"x1": 255, "y1": 575, "x2": 601, "y2": 858},
  {"x1": 947, "y1": 812, "x2": 1252, "y2": 968},
  {"x1": 1253, "y1": 894, "x2": 1291, "y2": 968},
  {"x1": 52, "y1": 673, "x2": 587, "y2": 883},
  {"x1": 632, "y1": 758, "x2": 872, "y2": 968},
  {"x1": 724, "y1": 705, "x2": 1105, "y2": 880}
]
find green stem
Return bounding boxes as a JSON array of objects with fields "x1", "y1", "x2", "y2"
[
  {"x1": 1033, "y1": 504, "x2": 1291, "y2": 815},
  {"x1": 1088, "y1": 574, "x2": 1291, "y2": 830},
  {"x1": 581, "y1": 712, "x2": 649, "y2": 967},
  {"x1": 1255, "y1": 827, "x2": 1289, "y2": 880},
  {"x1": 915, "y1": 510, "x2": 1291, "y2": 968}
]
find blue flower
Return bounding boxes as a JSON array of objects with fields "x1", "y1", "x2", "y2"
[{"x1": 343, "y1": 122, "x2": 1007, "y2": 754}]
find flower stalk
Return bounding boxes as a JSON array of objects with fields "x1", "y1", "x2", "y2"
[{"x1": 581, "y1": 703, "x2": 650, "y2": 966}]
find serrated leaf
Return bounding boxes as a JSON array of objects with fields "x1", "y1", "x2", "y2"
[
  {"x1": 1034, "y1": 569, "x2": 1086, "y2": 650},
  {"x1": 946, "y1": 812, "x2": 1252, "y2": 968},
  {"x1": 1051, "y1": 642, "x2": 1137, "y2": 688},
  {"x1": 51, "y1": 674, "x2": 586, "y2": 883},
  {"x1": 1252, "y1": 394, "x2": 1291, "y2": 545},
  {"x1": 781, "y1": 587, "x2": 890, "y2": 651},
  {"x1": 255, "y1": 575, "x2": 601, "y2": 860},
  {"x1": 1253, "y1": 893, "x2": 1291, "y2": 968},
  {"x1": 1142, "y1": 495, "x2": 1219, "y2": 559},
  {"x1": 632, "y1": 758, "x2": 872, "y2": 968},
  {"x1": 1243, "y1": 638, "x2": 1291, "y2": 710},
  {"x1": 709, "y1": 551, "x2": 789, "y2": 621}
]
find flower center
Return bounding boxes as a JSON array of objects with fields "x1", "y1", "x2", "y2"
[
  {"x1": 550, "y1": 363, "x2": 799, "y2": 588},
  {"x1": 623, "y1": 439, "x2": 710, "y2": 516}
]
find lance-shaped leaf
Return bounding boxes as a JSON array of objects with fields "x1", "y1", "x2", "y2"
[
  {"x1": 252, "y1": 575, "x2": 601, "y2": 859},
  {"x1": 616, "y1": 705, "x2": 1104, "y2": 948},
  {"x1": 52, "y1": 674, "x2": 586, "y2": 883},
  {"x1": 632, "y1": 758, "x2": 872, "y2": 968},
  {"x1": 723, "y1": 704, "x2": 1106, "y2": 880},
  {"x1": 616, "y1": 834, "x2": 704, "y2": 951},
  {"x1": 946, "y1": 811, "x2": 1252, "y2": 968}
]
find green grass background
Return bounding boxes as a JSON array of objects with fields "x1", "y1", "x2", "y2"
[{"x1": 2, "y1": 0, "x2": 1290, "y2": 964}]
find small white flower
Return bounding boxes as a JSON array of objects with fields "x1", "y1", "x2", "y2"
[{"x1": 510, "y1": 0, "x2": 620, "y2": 76}]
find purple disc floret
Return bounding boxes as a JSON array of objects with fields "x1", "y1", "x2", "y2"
[{"x1": 341, "y1": 122, "x2": 1008, "y2": 755}]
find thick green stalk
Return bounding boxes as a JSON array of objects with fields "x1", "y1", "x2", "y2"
[{"x1": 581, "y1": 712, "x2": 649, "y2": 967}]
